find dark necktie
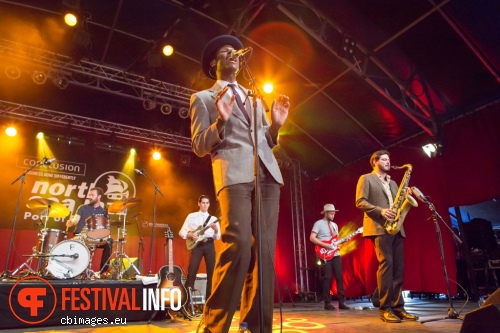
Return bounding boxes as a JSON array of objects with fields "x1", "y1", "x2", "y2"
[{"x1": 227, "y1": 83, "x2": 250, "y2": 123}]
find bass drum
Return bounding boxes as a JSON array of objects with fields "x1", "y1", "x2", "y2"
[{"x1": 46, "y1": 240, "x2": 90, "y2": 279}]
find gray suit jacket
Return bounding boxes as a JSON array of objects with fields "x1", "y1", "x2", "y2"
[
  {"x1": 355, "y1": 172, "x2": 405, "y2": 237},
  {"x1": 190, "y1": 81, "x2": 283, "y2": 195}
]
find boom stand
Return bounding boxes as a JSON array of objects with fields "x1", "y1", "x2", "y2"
[
  {"x1": 2, "y1": 157, "x2": 50, "y2": 280},
  {"x1": 421, "y1": 199, "x2": 463, "y2": 323},
  {"x1": 141, "y1": 169, "x2": 164, "y2": 276}
]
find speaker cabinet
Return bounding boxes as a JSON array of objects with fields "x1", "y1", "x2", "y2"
[{"x1": 460, "y1": 304, "x2": 500, "y2": 333}]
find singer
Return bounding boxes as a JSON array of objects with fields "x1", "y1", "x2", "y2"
[
  {"x1": 355, "y1": 150, "x2": 418, "y2": 323},
  {"x1": 190, "y1": 35, "x2": 290, "y2": 333}
]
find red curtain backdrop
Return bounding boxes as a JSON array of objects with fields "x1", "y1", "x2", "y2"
[{"x1": 307, "y1": 103, "x2": 500, "y2": 297}]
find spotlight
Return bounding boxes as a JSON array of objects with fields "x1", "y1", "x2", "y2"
[
  {"x1": 53, "y1": 75, "x2": 68, "y2": 90},
  {"x1": 32, "y1": 71, "x2": 47, "y2": 85},
  {"x1": 130, "y1": 148, "x2": 136, "y2": 155},
  {"x1": 36, "y1": 132, "x2": 44, "y2": 139},
  {"x1": 152, "y1": 151, "x2": 161, "y2": 160},
  {"x1": 143, "y1": 97, "x2": 156, "y2": 110},
  {"x1": 5, "y1": 66, "x2": 21, "y2": 80},
  {"x1": 6, "y1": 127, "x2": 17, "y2": 137},
  {"x1": 178, "y1": 107, "x2": 189, "y2": 119},
  {"x1": 64, "y1": 13, "x2": 78, "y2": 26},
  {"x1": 160, "y1": 103, "x2": 173, "y2": 115},
  {"x1": 263, "y1": 83, "x2": 273, "y2": 94},
  {"x1": 422, "y1": 143, "x2": 443, "y2": 158},
  {"x1": 339, "y1": 34, "x2": 357, "y2": 58},
  {"x1": 162, "y1": 45, "x2": 174, "y2": 57}
]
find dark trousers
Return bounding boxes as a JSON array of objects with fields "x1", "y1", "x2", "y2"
[
  {"x1": 320, "y1": 255, "x2": 344, "y2": 303},
  {"x1": 372, "y1": 233, "x2": 404, "y2": 311},
  {"x1": 203, "y1": 173, "x2": 280, "y2": 333},
  {"x1": 99, "y1": 238, "x2": 113, "y2": 272},
  {"x1": 185, "y1": 240, "x2": 216, "y2": 300}
]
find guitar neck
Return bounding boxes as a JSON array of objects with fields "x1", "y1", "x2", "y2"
[{"x1": 168, "y1": 237, "x2": 173, "y2": 274}]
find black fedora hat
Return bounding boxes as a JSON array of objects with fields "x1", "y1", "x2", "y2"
[{"x1": 201, "y1": 35, "x2": 243, "y2": 80}]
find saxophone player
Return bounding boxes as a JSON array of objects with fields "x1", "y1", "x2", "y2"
[{"x1": 355, "y1": 150, "x2": 418, "y2": 323}]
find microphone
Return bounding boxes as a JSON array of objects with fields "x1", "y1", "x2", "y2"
[
  {"x1": 411, "y1": 186, "x2": 429, "y2": 204},
  {"x1": 43, "y1": 157, "x2": 56, "y2": 165},
  {"x1": 231, "y1": 47, "x2": 253, "y2": 58},
  {"x1": 134, "y1": 168, "x2": 144, "y2": 176}
]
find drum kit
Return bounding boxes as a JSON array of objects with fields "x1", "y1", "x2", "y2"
[{"x1": 15, "y1": 197, "x2": 142, "y2": 280}]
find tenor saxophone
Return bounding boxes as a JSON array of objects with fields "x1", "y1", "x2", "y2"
[{"x1": 384, "y1": 164, "x2": 418, "y2": 235}]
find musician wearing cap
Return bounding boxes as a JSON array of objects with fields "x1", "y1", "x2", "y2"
[
  {"x1": 190, "y1": 34, "x2": 290, "y2": 333},
  {"x1": 310, "y1": 204, "x2": 350, "y2": 311},
  {"x1": 66, "y1": 187, "x2": 112, "y2": 275},
  {"x1": 179, "y1": 195, "x2": 220, "y2": 305}
]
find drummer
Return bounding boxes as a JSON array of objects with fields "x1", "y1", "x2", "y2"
[{"x1": 66, "y1": 187, "x2": 113, "y2": 276}]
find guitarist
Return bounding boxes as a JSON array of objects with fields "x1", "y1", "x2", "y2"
[
  {"x1": 179, "y1": 195, "x2": 220, "y2": 305},
  {"x1": 310, "y1": 204, "x2": 350, "y2": 311}
]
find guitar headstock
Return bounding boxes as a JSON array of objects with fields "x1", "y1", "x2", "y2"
[{"x1": 166, "y1": 226, "x2": 173, "y2": 240}]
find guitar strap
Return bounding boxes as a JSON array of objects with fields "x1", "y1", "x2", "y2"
[
  {"x1": 202, "y1": 214, "x2": 212, "y2": 227},
  {"x1": 327, "y1": 221, "x2": 337, "y2": 238}
]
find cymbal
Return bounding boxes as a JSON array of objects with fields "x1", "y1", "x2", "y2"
[
  {"x1": 110, "y1": 220, "x2": 131, "y2": 226},
  {"x1": 108, "y1": 197, "x2": 141, "y2": 213},
  {"x1": 27, "y1": 198, "x2": 70, "y2": 218}
]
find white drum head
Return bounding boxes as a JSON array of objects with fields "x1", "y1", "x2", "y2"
[{"x1": 47, "y1": 240, "x2": 90, "y2": 279}]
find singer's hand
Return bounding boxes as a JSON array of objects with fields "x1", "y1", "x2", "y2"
[
  {"x1": 270, "y1": 95, "x2": 290, "y2": 135},
  {"x1": 215, "y1": 86, "x2": 233, "y2": 122}
]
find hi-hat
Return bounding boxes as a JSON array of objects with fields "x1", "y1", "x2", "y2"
[
  {"x1": 27, "y1": 198, "x2": 70, "y2": 218},
  {"x1": 108, "y1": 198, "x2": 141, "y2": 213}
]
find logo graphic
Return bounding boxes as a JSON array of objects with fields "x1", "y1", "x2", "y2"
[
  {"x1": 9, "y1": 276, "x2": 57, "y2": 324},
  {"x1": 93, "y1": 171, "x2": 136, "y2": 202}
]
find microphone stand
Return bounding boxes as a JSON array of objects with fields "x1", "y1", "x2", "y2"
[
  {"x1": 420, "y1": 198, "x2": 463, "y2": 323},
  {"x1": 140, "y1": 169, "x2": 164, "y2": 276},
  {"x1": 133, "y1": 214, "x2": 145, "y2": 274},
  {"x1": 2, "y1": 157, "x2": 50, "y2": 279},
  {"x1": 240, "y1": 57, "x2": 271, "y2": 333}
]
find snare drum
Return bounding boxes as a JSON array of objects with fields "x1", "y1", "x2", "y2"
[
  {"x1": 85, "y1": 214, "x2": 110, "y2": 239},
  {"x1": 46, "y1": 239, "x2": 90, "y2": 279},
  {"x1": 36, "y1": 229, "x2": 67, "y2": 254}
]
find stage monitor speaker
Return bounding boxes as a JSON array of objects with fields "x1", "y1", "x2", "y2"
[
  {"x1": 483, "y1": 288, "x2": 500, "y2": 306},
  {"x1": 110, "y1": 257, "x2": 142, "y2": 279},
  {"x1": 460, "y1": 304, "x2": 500, "y2": 333}
]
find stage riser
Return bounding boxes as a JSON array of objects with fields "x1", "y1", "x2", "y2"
[{"x1": 1, "y1": 279, "x2": 164, "y2": 329}]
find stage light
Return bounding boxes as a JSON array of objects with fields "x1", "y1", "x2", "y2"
[
  {"x1": 263, "y1": 83, "x2": 273, "y2": 94},
  {"x1": 32, "y1": 71, "x2": 47, "y2": 85},
  {"x1": 422, "y1": 143, "x2": 443, "y2": 158},
  {"x1": 152, "y1": 151, "x2": 161, "y2": 160},
  {"x1": 143, "y1": 97, "x2": 156, "y2": 110},
  {"x1": 130, "y1": 148, "x2": 136, "y2": 155},
  {"x1": 6, "y1": 127, "x2": 17, "y2": 137},
  {"x1": 64, "y1": 13, "x2": 78, "y2": 26},
  {"x1": 36, "y1": 132, "x2": 44, "y2": 139},
  {"x1": 5, "y1": 66, "x2": 21, "y2": 80},
  {"x1": 52, "y1": 75, "x2": 69, "y2": 90},
  {"x1": 178, "y1": 107, "x2": 189, "y2": 119},
  {"x1": 162, "y1": 45, "x2": 174, "y2": 56},
  {"x1": 160, "y1": 103, "x2": 173, "y2": 115}
]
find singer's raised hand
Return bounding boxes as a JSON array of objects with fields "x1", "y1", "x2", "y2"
[
  {"x1": 270, "y1": 94, "x2": 290, "y2": 135},
  {"x1": 215, "y1": 86, "x2": 233, "y2": 122}
]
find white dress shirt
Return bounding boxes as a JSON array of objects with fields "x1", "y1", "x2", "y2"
[{"x1": 179, "y1": 211, "x2": 221, "y2": 240}]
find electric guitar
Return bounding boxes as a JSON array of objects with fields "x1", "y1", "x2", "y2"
[
  {"x1": 315, "y1": 227, "x2": 363, "y2": 261},
  {"x1": 158, "y1": 228, "x2": 188, "y2": 312},
  {"x1": 185, "y1": 218, "x2": 219, "y2": 250}
]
